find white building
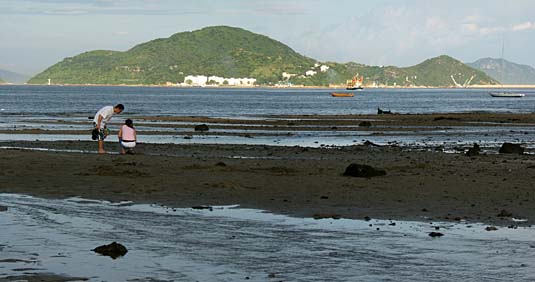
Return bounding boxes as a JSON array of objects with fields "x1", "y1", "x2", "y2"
[
  {"x1": 184, "y1": 75, "x2": 208, "y2": 86},
  {"x1": 320, "y1": 65, "x2": 330, "y2": 72},
  {"x1": 184, "y1": 75, "x2": 256, "y2": 86},
  {"x1": 305, "y1": 70, "x2": 317, "y2": 76}
]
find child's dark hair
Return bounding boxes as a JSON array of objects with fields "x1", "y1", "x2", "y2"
[
  {"x1": 125, "y1": 119, "x2": 134, "y2": 128},
  {"x1": 115, "y1": 104, "x2": 125, "y2": 110}
]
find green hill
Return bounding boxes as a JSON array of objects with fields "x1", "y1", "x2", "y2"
[
  {"x1": 29, "y1": 26, "x2": 316, "y2": 85},
  {"x1": 468, "y1": 58, "x2": 535, "y2": 85},
  {"x1": 29, "y1": 26, "x2": 497, "y2": 87}
]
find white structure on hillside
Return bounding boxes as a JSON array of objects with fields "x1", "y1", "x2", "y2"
[
  {"x1": 184, "y1": 75, "x2": 256, "y2": 86},
  {"x1": 305, "y1": 70, "x2": 317, "y2": 76},
  {"x1": 320, "y1": 65, "x2": 330, "y2": 72}
]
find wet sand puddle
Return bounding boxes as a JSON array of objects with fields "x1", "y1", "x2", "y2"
[{"x1": 1, "y1": 194, "x2": 535, "y2": 281}]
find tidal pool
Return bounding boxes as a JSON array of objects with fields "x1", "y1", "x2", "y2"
[{"x1": 1, "y1": 194, "x2": 534, "y2": 281}]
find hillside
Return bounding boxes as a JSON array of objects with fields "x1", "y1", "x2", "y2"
[
  {"x1": 29, "y1": 26, "x2": 316, "y2": 85},
  {"x1": 0, "y1": 69, "x2": 29, "y2": 84},
  {"x1": 468, "y1": 58, "x2": 535, "y2": 85},
  {"x1": 29, "y1": 26, "x2": 497, "y2": 87}
]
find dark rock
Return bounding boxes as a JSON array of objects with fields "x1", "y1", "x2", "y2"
[
  {"x1": 465, "y1": 143, "x2": 480, "y2": 157},
  {"x1": 343, "y1": 163, "x2": 386, "y2": 178},
  {"x1": 499, "y1": 143, "x2": 524, "y2": 154},
  {"x1": 313, "y1": 213, "x2": 342, "y2": 220},
  {"x1": 363, "y1": 140, "x2": 381, "y2": 147},
  {"x1": 485, "y1": 226, "x2": 498, "y2": 231},
  {"x1": 0, "y1": 205, "x2": 7, "y2": 212},
  {"x1": 497, "y1": 209, "x2": 513, "y2": 217},
  {"x1": 377, "y1": 108, "x2": 392, "y2": 114},
  {"x1": 364, "y1": 216, "x2": 371, "y2": 221},
  {"x1": 93, "y1": 242, "x2": 128, "y2": 259},
  {"x1": 433, "y1": 116, "x2": 460, "y2": 121},
  {"x1": 192, "y1": 205, "x2": 213, "y2": 211},
  {"x1": 359, "y1": 121, "x2": 372, "y2": 127},
  {"x1": 215, "y1": 162, "x2": 227, "y2": 167},
  {"x1": 194, "y1": 124, "x2": 209, "y2": 132},
  {"x1": 428, "y1": 232, "x2": 444, "y2": 237}
]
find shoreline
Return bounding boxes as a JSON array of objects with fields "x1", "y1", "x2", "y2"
[{"x1": 5, "y1": 83, "x2": 535, "y2": 89}]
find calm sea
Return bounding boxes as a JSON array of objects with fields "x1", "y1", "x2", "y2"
[
  {"x1": 0, "y1": 85, "x2": 534, "y2": 117},
  {"x1": 1, "y1": 85, "x2": 534, "y2": 148}
]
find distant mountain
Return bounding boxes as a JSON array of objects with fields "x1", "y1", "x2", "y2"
[
  {"x1": 468, "y1": 58, "x2": 535, "y2": 85},
  {"x1": 0, "y1": 69, "x2": 29, "y2": 84},
  {"x1": 29, "y1": 26, "x2": 497, "y2": 87}
]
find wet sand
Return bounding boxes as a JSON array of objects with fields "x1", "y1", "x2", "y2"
[{"x1": 1, "y1": 127, "x2": 534, "y2": 228}]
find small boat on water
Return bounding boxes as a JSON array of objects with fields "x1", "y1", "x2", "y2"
[
  {"x1": 489, "y1": 92, "x2": 525, "y2": 98},
  {"x1": 346, "y1": 74, "x2": 364, "y2": 90},
  {"x1": 331, "y1": 92, "x2": 354, "y2": 97}
]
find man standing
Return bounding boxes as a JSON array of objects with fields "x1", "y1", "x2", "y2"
[{"x1": 92, "y1": 104, "x2": 124, "y2": 154}]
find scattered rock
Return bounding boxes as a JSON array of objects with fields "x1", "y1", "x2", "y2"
[
  {"x1": 359, "y1": 121, "x2": 372, "y2": 127},
  {"x1": 194, "y1": 124, "x2": 209, "y2": 132},
  {"x1": 192, "y1": 205, "x2": 213, "y2": 211},
  {"x1": 465, "y1": 143, "x2": 480, "y2": 157},
  {"x1": 320, "y1": 195, "x2": 329, "y2": 199},
  {"x1": 313, "y1": 213, "x2": 342, "y2": 220},
  {"x1": 433, "y1": 116, "x2": 460, "y2": 121},
  {"x1": 363, "y1": 140, "x2": 381, "y2": 147},
  {"x1": 428, "y1": 232, "x2": 444, "y2": 237},
  {"x1": 93, "y1": 242, "x2": 128, "y2": 259},
  {"x1": 485, "y1": 226, "x2": 498, "y2": 231},
  {"x1": 0, "y1": 205, "x2": 7, "y2": 212},
  {"x1": 215, "y1": 162, "x2": 227, "y2": 167},
  {"x1": 364, "y1": 216, "x2": 371, "y2": 221},
  {"x1": 343, "y1": 163, "x2": 386, "y2": 178},
  {"x1": 377, "y1": 108, "x2": 392, "y2": 114},
  {"x1": 499, "y1": 143, "x2": 524, "y2": 154},
  {"x1": 497, "y1": 209, "x2": 513, "y2": 217}
]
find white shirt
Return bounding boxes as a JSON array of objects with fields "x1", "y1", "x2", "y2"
[{"x1": 93, "y1": 106, "x2": 114, "y2": 127}]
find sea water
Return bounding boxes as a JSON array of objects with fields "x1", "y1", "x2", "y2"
[
  {"x1": 1, "y1": 193, "x2": 534, "y2": 281},
  {"x1": 1, "y1": 85, "x2": 535, "y2": 148}
]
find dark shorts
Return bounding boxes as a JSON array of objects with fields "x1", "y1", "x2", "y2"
[{"x1": 92, "y1": 124, "x2": 109, "y2": 141}]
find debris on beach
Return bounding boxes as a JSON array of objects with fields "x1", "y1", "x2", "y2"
[
  {"x1": 93, "y1": 242, "x2": 128, "y2": 259},
  {"x1": 192, "y1": 205, "x2": 213, "y2": 211},
  {"x1": 428, "y1": 232, "x2": 444, "y2": 237},
  {"x1": 497, "y1": 209, "x2": 513, "y2": 217},
  {"x1": 499, "y1": 143, "x2": 524, "y2": 154},
  {"x1": 485, "y1": 226, "x2": 499, "y2": 231},
  {"x1": 0, "y1": 205, "x2": 7, "y2": 212},
  {"x1": 343, "y1": 163, "x2": 386, "y2": 178},
  {"x1": 377, "y1": 108, "x2": 393, "y2": 115},
  {"x1": 359, "y1": 121, "x2": 372, "y2": 127},
  {"x1": 313, "y1": 213, "x2": 342, "y2": 220},
  {"x1": 194, "y1": 124, "x2": 209, "y2": 132},
  {"x1": 465, "y1": 143, "x2": 480, "y2": 157}
]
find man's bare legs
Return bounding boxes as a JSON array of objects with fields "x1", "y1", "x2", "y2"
[{"x1": 98, "y1": 140, "x2": 106, "y2": 154}]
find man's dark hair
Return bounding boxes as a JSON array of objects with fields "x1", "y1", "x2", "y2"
[{"x1": 115, "y1": 104, "x2": 125, "y2": 110}]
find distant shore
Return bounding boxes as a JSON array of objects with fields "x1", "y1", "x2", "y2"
[{"x1": 5, "y1": 83, "x2": 535, "y2": 89}]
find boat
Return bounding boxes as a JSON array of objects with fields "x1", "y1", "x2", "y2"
[
  {"x1": 489, "y1": 92, "x2": 525, "y2": 98},
  {"x1": 346, "y1": 74, "x2": 364, "y2": 90},
  {"x1": 331, "y1": 92, "x2": 354, "y2": 97},
  {"x1": 488, "y1": 41, "x2": 525, "y2": 98}
]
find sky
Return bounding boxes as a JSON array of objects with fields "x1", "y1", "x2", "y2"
[{"x1": 1, "y1": 0, "x2": 535, "y2": 76}]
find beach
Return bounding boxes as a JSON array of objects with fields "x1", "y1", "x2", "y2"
[{"x1": 2, "y1": 112, "x2": 535, "y2": 227}]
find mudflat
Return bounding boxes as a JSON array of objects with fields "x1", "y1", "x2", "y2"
[{"x1": 1, "y1": 136, "x2": 534, "y2": 227}]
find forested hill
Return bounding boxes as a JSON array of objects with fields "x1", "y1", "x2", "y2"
[
  {"x1": 29, "y1": 26, "x2": 315, "y2": 85},
  {"x1": 29, "y1": 26, "x2": 497, "y2": 87}
]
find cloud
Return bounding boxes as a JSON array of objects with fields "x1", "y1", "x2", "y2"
[{"x1": 512, "y1": 21, "x2": 535, "y2": 31}]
